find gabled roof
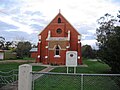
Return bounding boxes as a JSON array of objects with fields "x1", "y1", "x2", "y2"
[{"x1": 39, "y1": 12, "x2": 81, "y2": 36}]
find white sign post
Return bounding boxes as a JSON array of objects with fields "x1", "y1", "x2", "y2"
[{"x1": 66, "y1": 51, "x2": 77, "y2": 74}]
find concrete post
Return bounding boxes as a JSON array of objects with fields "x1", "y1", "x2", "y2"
[{"x1": 18, "y1": 64, "x2": 32, "y2": 90}]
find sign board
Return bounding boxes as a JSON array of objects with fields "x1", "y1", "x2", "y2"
[{"x1": 66, "y1": 51, "x2": 77, "y2": 67}]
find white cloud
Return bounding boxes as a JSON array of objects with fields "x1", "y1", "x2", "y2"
[
  {"x1": 0, "y1": 13, "x2": 38, "y2": 34},
  {"x1": 18, "y1": 0, "x2": 120, "y2": 32},
  {"x1": 21, "y1": 0, "x2": 119, "y2": 21},
  {"x1": 81, "y1": 39, "x2": 98, "y2": 49},
  {"x1": 0, "y1": 0, "x2": 120, "y2": 46},
  {"x1": 5, "y1": 29, "x2": 18, "y2": 32}
]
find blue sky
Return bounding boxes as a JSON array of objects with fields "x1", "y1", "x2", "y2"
[{"x1": 0, "y1": 0, "x2": 120, "y2": 48}]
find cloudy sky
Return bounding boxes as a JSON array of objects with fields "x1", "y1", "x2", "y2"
[{"x1": 0, "y1": 0, "x2": 120, "y2": 48}]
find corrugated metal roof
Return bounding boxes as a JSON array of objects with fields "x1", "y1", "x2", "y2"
[
  {"x1": 0, "y1": 50, "x2": 4, "y2": 52},
  {"x1": 30, "y1": 48, "x2": 37, "y2": 52}
]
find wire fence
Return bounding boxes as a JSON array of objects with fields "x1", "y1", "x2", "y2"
[
  {"x1": 32, "y1": 72, "x2": 120, "y2": 90},
  {"x1": 0, "y1": 69, "x2": 18, "y2": 88}
]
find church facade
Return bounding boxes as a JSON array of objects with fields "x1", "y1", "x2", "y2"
[{"x1": 36, "y1": 12, "x2": 82, "y2": 65}]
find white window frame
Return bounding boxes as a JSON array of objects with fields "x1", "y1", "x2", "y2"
[{"x1": 54, "y1": 45, "x2": 61, "y2": 58}]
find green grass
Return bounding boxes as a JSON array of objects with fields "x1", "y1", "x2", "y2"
[
  {"x1": 78, "y1": 59, "x2": 111, "y2": 73},
  {"x1": 83, "y1": 75, "x2": 120, "y2": 90},
  {"x1": 34, "y1": 74, "x2": 81, "y2": 90},
  {"x1": 0, "y1": 59, "x2": 118, "y2": 90},
  {"x1": 0, "y1": 63, "x2": 23, "y2": 71},
  {"x1": 0, "y1": 62, "x2": 46, "y2": 88},
  {"x1": 34, "y1": 59, "x2": 117, "y2": 90},
  {"x1": 34, "y1": 73, "x2": 120, "y2": 90},
  {"x1": 19, "y1": 57, "x2": 35, "y2": 60},
  {"x1": 32, "y1": 66, "x2": 46, "y2": 71},
  {"x1": 16, "y1": 57, "x2": 35, "y2": 60},
  {"x1": 0, "y1": 62, "x2": 46, "y2": 72},
  {"x1": 51, "y1": 59, "x2": 111, "y2": 74}
]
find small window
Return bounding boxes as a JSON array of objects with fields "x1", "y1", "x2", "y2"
[
  {"x1": 55, "y1": 45, "x2": 60, "y2": 56},
  {"x1": 56, "y1": 28, "x2": 62, "y2": 34},
  {"x1": 55, "y1": 45, "x2": 60, "y2": 55},
  {"x1": 58, "y1": 18, "x2": 61, "y2": 23}
]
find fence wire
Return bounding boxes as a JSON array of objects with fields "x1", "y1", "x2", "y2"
[
  {"x1": 0, "y1": 69, "x2": 18, "y2": 88},
  {"x1": 32, "y1": 72, "x2": 120, "y2": 90},
  {"x1": 83, "y1": 74, "x2": 120, "y2": 90}
]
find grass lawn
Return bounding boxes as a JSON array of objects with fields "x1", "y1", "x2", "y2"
[
  {"x1": 0, "y1": 63, "x2": 22, "y2": 71},
  {"x1": 51, "y1": 58, "x2": 111, "y2": 74},
  {"x1": 34, "y1": 74, "x2": 81, "y2": 90},
  {"x1": 34, "y1": 73, "x2": 120, "y2": 90},
  {"x1": 33, "y1": 59, "x2": 120, "y2": 90},
  {"x1": 0, "y1": 62, "x2": 46, "y2": 88},
  {"x1": 16, "y1": 57, "x2": 35, "y2": 60},
  {"x1": 83, "y1": 75, "x2": 120, "y2": 90},
  {"x1": 0, "y1": 62, "x2": 46, "y2": 72}
]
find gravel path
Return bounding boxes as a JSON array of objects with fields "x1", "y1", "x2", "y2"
[{"x1": 0, "y1": 60, "x2": 35, "y2": 63}]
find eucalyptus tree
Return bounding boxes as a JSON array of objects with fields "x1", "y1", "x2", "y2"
[
  {"x1": 96, "y1": 13, "x2": 120, "y2": 73},
  {"x1": 0, "y1": 36, "x2": 5, "y2": 49}
]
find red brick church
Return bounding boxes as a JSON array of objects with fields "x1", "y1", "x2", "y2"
[{"x1": 36, "y1": 11, "x2": 82, "y2": 65}]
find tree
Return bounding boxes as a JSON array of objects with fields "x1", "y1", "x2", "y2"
[
  {"x1": 117, "y1": 10, "x2": 120, "y2": 22},
  {"x1": 4, "y1": 41, "x2": 12, "y2": 50},
  {"x1": 0, "y1": 36, "x2": 14, "y2": 50},
  {"x1": 96, "y1": 13, "x2": 120, "y2": 73},
  {"x1": 0, "y1": 36, "x2": 5, "y2": 49},
  {"x1": 16, "y1": 41, "x2": 32, "y2": 58},
  {"x1": 82, "y1": 45, "x2": 96, "y2": 59}
]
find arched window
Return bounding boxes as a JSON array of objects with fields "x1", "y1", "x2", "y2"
[
  {"x1": 58, "y1": 18, "x2": 61, "y2": 23},
  {"x1": 55, "y1": 45, "x2": 60, "y2": 56}
]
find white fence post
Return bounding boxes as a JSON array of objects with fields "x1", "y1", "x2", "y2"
[
  {"x1": 81, "y1": 74, "x2": 84, "y2": 90},
  {"x1": 18, "y1": 64, "x2": 32, "y2": 90}
]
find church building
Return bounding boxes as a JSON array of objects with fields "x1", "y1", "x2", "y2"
[{"x1": 36, "y1": 11, "x2": 82, "y2": 65}]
